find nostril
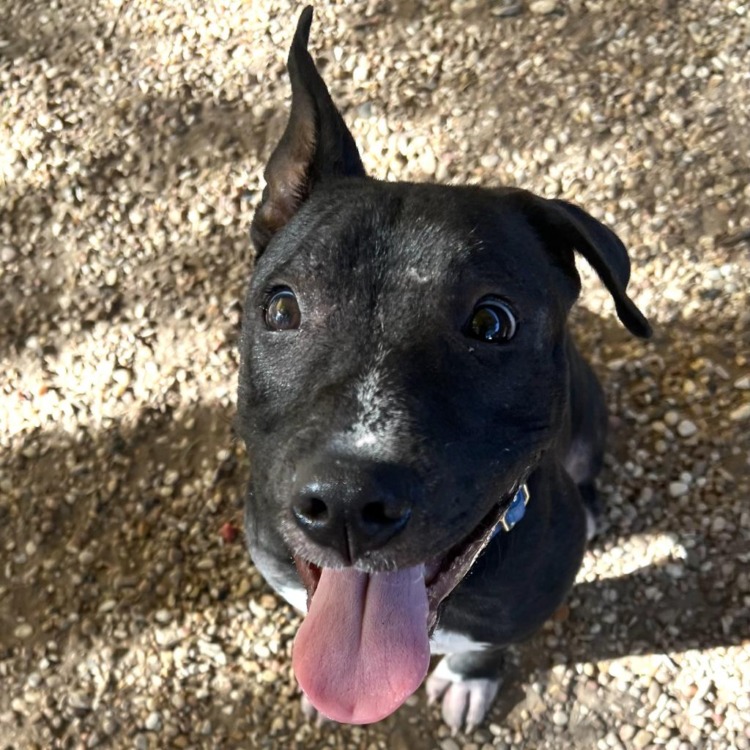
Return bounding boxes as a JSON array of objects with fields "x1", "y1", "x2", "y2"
[
  {"x1": 305, "y1": 497, "x2": 328, "y2": 520},
  {"x1": 361, "y1": 501, "x2": 410, "y2": 528},
  {"x1": 294, "y1": 496, "x2": 329, "y2": 526},
  {"x1": 291, "y1": 462, "x2": 416, "y2": 556}
]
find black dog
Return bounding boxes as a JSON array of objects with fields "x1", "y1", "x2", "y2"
[{"x1": 238, "y1": 6, "x2": 651, "y2": 731}]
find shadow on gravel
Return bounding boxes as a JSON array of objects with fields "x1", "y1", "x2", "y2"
[
  {"x1": 488, "y1": 304, "x2": 750, "y2": 723},
  {"x1": 0, "y1": 403, "x2": 247, "y2": 651},
  {"x1": 0, "y1": 7, "x2": 429, "y2": 356},
  {"x1": 2, "y1": 305, "x2": 747, "y2": 694}
]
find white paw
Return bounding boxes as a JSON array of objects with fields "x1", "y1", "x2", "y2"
[{"x1": 426, "y1": 658, "x2": 501, "y2": 733}]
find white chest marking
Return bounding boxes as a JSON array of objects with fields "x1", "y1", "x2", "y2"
[
  {"x1": 430, "y1": 628, "x2": 489, "y2": 655},
  {"x1": 276, "y1": 584, "x2": 308, "y2": 613}
]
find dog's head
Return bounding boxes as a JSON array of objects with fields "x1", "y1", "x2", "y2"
[{"x1": 237, "y1": 6, "x2": 650, "y2": 725}]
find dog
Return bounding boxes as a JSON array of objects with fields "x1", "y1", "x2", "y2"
[{"x1": 237, "y1": 5, "x2": 651, "y2": 732}]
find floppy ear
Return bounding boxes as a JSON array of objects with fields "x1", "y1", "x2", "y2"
[
  {"x1": 251, "y1": 6, "x2": 366, "y2": 255},
  {"x1": 526, "y1": 196, "x2": 652, "y2": 338}
]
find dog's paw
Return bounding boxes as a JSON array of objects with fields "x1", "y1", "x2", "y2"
[{"x1": 426, "y1": 657, "x2": 501, "y2": 734}]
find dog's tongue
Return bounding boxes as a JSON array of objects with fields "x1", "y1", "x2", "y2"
[{"x1": 292, "y1": 565, "x2": 430, "y2": 724}]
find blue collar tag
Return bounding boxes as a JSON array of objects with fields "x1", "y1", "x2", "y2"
[{"x1": 491, "y1": 484, "x2": 530, "y2": 538}]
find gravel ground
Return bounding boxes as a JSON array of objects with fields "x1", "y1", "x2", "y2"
[{"x1": 1, "y1": 0, "x2": 749, "y2": 748}]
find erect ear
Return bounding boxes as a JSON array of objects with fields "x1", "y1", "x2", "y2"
[
  {"x1": 251, "y1": 6, "x2": 366, "y2": 255},
  {"x1": 524, "y1": 194, "x2": 652, "y2": 338}
]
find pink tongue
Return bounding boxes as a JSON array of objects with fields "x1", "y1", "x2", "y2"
[{"x1": 292, "y1": 566, "x2": 430, "y2": 724}]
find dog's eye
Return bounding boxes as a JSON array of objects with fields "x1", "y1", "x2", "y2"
[
  {"x1": 264, "y1": 288, "x2": 301, "y2": 331},
  {"x1": 466, "y1": 299, "x2": 517, "y2": 343}
]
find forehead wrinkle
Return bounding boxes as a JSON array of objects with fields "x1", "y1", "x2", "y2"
[{"x1": 372, "y1": 220, "x2": 474, "y2": 312}]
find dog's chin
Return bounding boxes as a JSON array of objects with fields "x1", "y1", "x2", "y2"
[{"x1": 293, "y1": 482, "x2": 523, "y2": 633}]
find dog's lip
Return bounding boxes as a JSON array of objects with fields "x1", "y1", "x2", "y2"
[
  {"x1": 294, "y1": 555, "x2": 321, "y2": 597},
  {"x1": 424, "y1": 489, "x2": 519, "y2": 630},
  {"x1": 293, "y1": 481, "x2": 522, "y2": 632}
]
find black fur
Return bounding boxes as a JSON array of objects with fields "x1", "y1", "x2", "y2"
[{"x1": 237, "y1": 6, "x2": 651, "y2": 726}]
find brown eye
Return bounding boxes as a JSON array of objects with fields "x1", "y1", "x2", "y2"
[
  {"x1": 264, "y1": 288, "x2": 301, "y2": 331},
  {"x1": 466, "y1": 299, "x2": 517, "y2": 343}
]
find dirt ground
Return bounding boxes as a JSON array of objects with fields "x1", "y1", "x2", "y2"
[{"x1": 1, "y1": 0, "x2": 748, "y2": 748}]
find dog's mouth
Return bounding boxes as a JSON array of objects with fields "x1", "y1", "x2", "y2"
[
  {"x1": 294, "y1": 485, "x2": 521, "y2": 630},
  {"x1": 290, "y1": 482, "x2": 527, "y2": 726}
]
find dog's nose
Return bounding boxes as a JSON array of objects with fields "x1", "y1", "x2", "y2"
[{"x1": 291, "y1": 461, "x2": 416, "y2": 562}]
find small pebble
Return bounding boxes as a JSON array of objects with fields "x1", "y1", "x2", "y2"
[
  {"x1": 144, "y1": 711, "x2": 162, "y2": 731},
  {"x1": 619, "y1": 724, "x2": 636, "y2": 742},
  {"x1": 669, "y1": 481, "x2": 689, "y2": 497},
  {"x1": 419, "y1": 149, "x2": 437, "y2": 176},
  {"x1": 730, "y1": 403, "x2": 750, "y2": 422},
  {"x1": 13, "y1": 624, "x2": 33, "y2": 640},
  {"x1": 529, "y1": 0, "x2": 558, "y2": 14},
  {"x1": 480, "y1": 154, "x2": 500, "y2": 169},
  {"x1": 633, "y1": 729, "x2": 655, "y2": 749},
  {"x1": 677, "y1": 419, "x2": 697, "y2": 437}
]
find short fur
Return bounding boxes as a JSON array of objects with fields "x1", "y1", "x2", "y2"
[{"x1": 237, "y1": 6, "x2": 650, "y2": 731}]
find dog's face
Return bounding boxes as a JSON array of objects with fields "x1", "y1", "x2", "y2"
[
  {"x1": 241, "y1": 179, "x2": 577, "y2": 571},
  {"x1": 237, "y1": 7, "x2": 650, "y2": 726}
]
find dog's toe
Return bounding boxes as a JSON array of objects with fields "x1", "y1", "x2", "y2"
[
  {"x1": 440, "y1": 677, "x2": 501, "y2": 733},
  {"x1": 426, "y1": 658, "x2": 501, "y2": 733},
  {"x1": 425, "y1": 671, "x2": 451, "y2": 705}
]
